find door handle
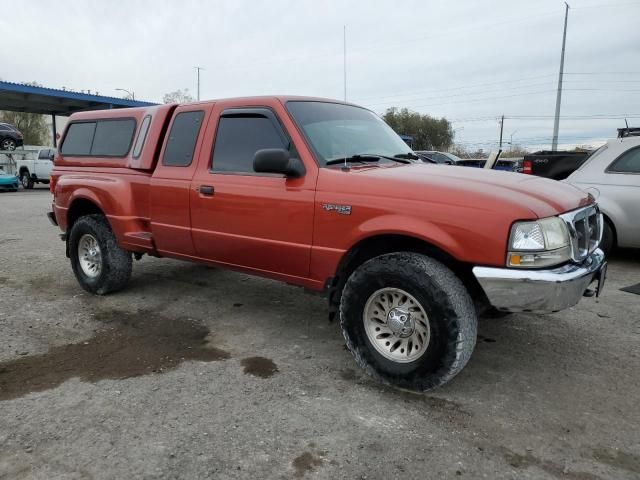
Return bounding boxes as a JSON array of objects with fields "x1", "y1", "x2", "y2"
[{"x1": 198, "y1": 185, "x2": 215, "y2": 196}]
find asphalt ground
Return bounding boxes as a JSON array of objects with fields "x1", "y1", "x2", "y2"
[{"x1": 1, "y1": 187, "x2": 639, "y2": 479}]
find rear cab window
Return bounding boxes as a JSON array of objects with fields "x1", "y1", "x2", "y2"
[
  {"x1": 162, "y1": 111, "x2": 205, "y2": 167},
  {"x1": 60, "y1": 119, "x2": 136, "y2": 157}
]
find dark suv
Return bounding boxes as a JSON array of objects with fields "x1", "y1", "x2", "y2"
[{"x1": 0, "y1": 122, "x2": 24, "y2": 150}]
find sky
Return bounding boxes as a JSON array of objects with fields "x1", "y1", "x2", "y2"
[{"x1": 3, "y1": 0, "x2": 640, "y2": 152}]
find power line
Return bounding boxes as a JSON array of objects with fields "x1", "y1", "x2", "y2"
[{"x1": 367, "y1": 90, "x2": 557, "y2": 110}]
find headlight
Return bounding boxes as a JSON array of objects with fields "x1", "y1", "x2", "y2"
[{"x1": 507, "y1": 217, "x2": 571, "y2": 268}]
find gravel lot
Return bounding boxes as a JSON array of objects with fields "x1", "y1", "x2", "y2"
[{"x1": 1, "y1": 188, "x2": 639, "y2": 480}]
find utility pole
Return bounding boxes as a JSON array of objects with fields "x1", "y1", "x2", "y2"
[
  {"x1": 194, "y1": 66, "x2": 203, "y2": 101},
  {"x1": 343, "y1": 25, "x2": 347, "y2": 102},
  {"x1": 499, "y1": 115, "x2": 504, "y2": 149},
  {"x1": 552, "y1": 2, "x2": 569, "y2": 151}
]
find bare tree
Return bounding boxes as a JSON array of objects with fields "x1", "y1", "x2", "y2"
[{"x1": 163, "y1": 89, "x2": 195, "y2": 104}]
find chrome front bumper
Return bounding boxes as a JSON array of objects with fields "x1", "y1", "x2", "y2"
[{"x1": 473, "y1": 249, "x2": 606, "y2": 313}]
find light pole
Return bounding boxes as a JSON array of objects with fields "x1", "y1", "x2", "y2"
[
  {"x1": 194, "y1": 66, "x2": 204, "y2": 101},
  {"x1": 115, "y1": 88, "x2": 135, "y2": 100},
  {"x1": 343, "y1": 25, "x2": 347, "y2": 102}
]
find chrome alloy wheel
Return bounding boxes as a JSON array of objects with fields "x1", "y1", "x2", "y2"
[
  {"x1": 363, "y1": 287, "x2": 430, "y2": 363},
  {"x1": 78, "y1": 234, "x2": 102, "y2": 278}
]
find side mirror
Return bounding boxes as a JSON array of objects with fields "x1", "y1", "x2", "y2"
[
  {"x1": 48, "y1": 152, "x2": 55, "y2": 161},
  {"x1": 253, "y1": 148, "x2": 304, "y2": 177}
]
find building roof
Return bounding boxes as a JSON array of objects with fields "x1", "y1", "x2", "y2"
[{"x1": 0, "y1": 80, "x2": 157, "y2": 116}]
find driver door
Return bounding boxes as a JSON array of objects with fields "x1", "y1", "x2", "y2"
[{"x1": 190, "y1": 103, "x2": 316, "y2": 280}]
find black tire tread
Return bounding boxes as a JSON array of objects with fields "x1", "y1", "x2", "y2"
[
  {"x1": 340, "y1": 252, "x2": 477, "y2": 391},
  {"x1": 69, "y1": 214, "x2": 132, "y2": 295}
]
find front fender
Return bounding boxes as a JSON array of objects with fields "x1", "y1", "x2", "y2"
[{"x1": 353, "y1": 214, "x2": 464, "y2": 259}]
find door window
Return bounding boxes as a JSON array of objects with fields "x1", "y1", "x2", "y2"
[
  {"x1": 211, "y1": 114, "x2": 287, "y2": 174},
  {"x1": 608, "y1": 146, "x2": 640, "y2": 174}
]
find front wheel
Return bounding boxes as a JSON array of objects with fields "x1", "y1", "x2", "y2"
[
  {"x1": 69, "y1": 214, "x2": 132, "y2": 295},
  {"x1": 20, "y1": 172, "x2": 33, "y2": 189},
  {"x1": 340, "y1": 252, "x2": 477, "y2": 392}
]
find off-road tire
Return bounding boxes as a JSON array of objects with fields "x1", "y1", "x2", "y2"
[
  {"x1": 20, "y1": 171, "x2": 33, "y2": 189},
  {"x1": 601, "y1": 220, "x2": 615, "y2": 257},
  {"x1": 69, "y1": 214, "x2": 132, "y2": 295},
  {"x1": 340, "y1": 252, "x2": 477, "y2": 392}
]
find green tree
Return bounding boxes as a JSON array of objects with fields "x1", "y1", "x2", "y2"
[
  {"x1": 0, "y1": 110, "x2": 49, "y2": 146},
  {"x1": 382, "y1": 107, "x2": 453, "y2": 151}
]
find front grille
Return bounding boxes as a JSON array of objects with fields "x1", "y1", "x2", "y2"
[{"x1": 560, "y1": 205, "x2": 602, "y2": 262}]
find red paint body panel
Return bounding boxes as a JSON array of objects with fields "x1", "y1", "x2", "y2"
[{"x1": 51, "y1": 96, "x2": 593, "y2": 292}]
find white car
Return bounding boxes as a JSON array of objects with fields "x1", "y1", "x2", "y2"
[
  {"x1": 16, "y1": 148, "x2": 55, "y2": 189},
  {"x1": 565, "y1": 133, "x2": 640, "y2": 253}
]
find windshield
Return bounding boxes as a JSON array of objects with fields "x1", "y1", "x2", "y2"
[
  {"x1": 575, "y1": 144, "x2": 607, "y2": 172},
  {"x1": 286, "y1": 101, "x2": 413, "y2": 166}
]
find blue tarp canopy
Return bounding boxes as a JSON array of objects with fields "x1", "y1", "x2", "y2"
[{"x1": 0, "y1": 80, "x2": 157, "y2": 116}]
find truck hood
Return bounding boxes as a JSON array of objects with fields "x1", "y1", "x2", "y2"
[{"x1": 328, "y1": 164, "x2": 592, "y2": 219}]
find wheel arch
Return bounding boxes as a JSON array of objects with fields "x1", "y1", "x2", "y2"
[
  {"x1": 67, "y1": 196, "x2": 106, "y2": 230},
  {"x1": 326, "y1": 233, "x2": 487, "y2": 320}
]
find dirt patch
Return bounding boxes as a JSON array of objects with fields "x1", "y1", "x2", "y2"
[
  {"x1": 292, "y1": 451, "x2": 323, "y2": 478},
  {"x1": 0, "y1": 309, "x2": 230, "y2": 401},
  {"x1": 591, "y1": 447, "x2": 640, "y2": 475},
  {"x1": 240, "y1": 356, "x2": 278, "y2": 378},
  {"x1": 0, "y1": 276, "x2": 7, "y2": 285},
  {"x1": 502, "y1": 447, "x2": 602, "y2": 480}
]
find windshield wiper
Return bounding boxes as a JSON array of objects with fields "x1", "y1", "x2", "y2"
[
  {"x1": 325, "y1": 153, "x2": 411, "y2": 166},
  {"x1": 325, "y1": 154, "x2": 382, "y2": 165},
  {"x1": 394, "y1": 152, "x2": 420, "y2": 161}
]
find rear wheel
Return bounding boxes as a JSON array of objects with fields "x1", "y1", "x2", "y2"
[
  {"x1": 20, "y1": 171, "x2": 33, "y2": 189},
  {"x1": 69, "y1": 214, "x2": 132, "y2": 295},
  {"x1": 340, "y1": 252, "x2": 478, "y2": 392}
]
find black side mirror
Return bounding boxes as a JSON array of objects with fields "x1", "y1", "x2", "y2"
[
  {"x1": 48, "y1": 152, "x2": 55, "y2": 161},
  {"x1": 253, "y1": 148, "x2": 304, "y2": 177}
]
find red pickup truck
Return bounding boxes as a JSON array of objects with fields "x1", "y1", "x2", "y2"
[{"x1": 48, "y1": 96, "x2": 606, "y2": 391}]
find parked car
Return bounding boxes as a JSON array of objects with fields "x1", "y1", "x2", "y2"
[
  {"x1": 522, "y1": 150, "x2": 591, "y2": 180},
  {"x1": 417, "y1": 150, "x2": 520, "y2": 171},
  {"x1": 48, "y1": 97, "x2": 606, "y2": 392},
  {"x1": 17, "y1": 148, "x2": 55, "y2": 189},
  {"x1": 565, "y1": 132, "x2": 640, "y2": 254},
  {"x1": 415, "y1": 150, "x2": 459, "y2": 165},
  {"x1": 0, "y1": 123, "x2": 24, "y2": 151},
  {"x1": 455, "y1": 157, "x2": 521, "y2": 172},
  {"x1": 0, "y1": 166, "x2": 19, "y2": 191}
]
